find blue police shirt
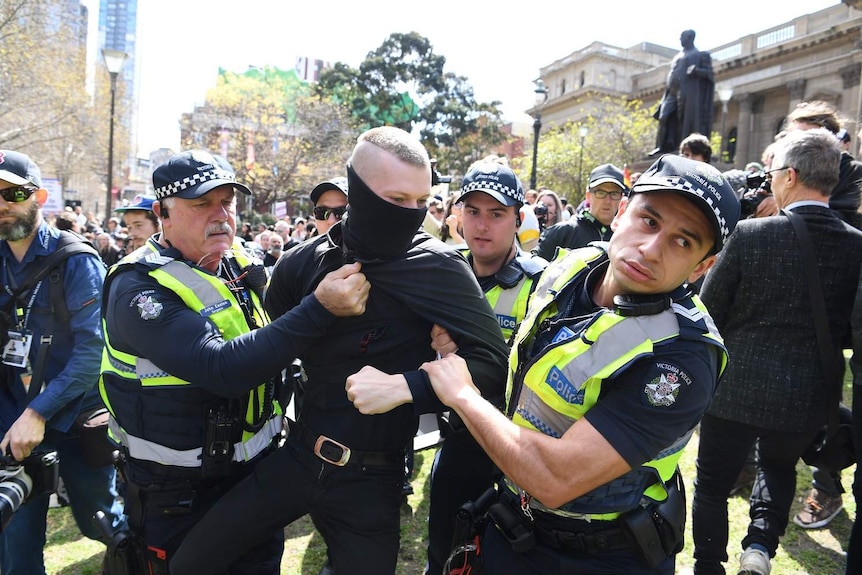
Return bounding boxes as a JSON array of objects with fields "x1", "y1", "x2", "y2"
[{"x1": 0, "y1": 221, "x2": 105, "y2": 434}]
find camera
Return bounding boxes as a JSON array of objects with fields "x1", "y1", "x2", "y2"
[
  {"x1": 533, "y1": 204, "x2": 549, "y2": 230},
  {"x1": 739, "y1": 171, "x2": 772, "y2": 219},
  {"x1": 0, "y1": 450, "x2": 59, "y2": 532},
  {"x1": 431, "y1": 170, "x2": 452, "y2": 186}
]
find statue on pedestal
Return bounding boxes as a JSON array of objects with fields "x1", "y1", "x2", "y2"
[{"x1": 651, "y1": 30, "x2": 715, "y2": 156}]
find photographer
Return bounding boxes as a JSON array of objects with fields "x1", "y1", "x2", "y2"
[
  {"x1": 0, "y1": 151, "x2": 124, "y2": 575},
  {"x1": 439, "y1": 195, "x2": 465, "y2": 246},
  {"x1": 738, "y1": 169, "x2": 778, "y2": 219}
]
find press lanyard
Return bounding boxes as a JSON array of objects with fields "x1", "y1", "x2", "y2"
[
  {"x1": 3, "y1": 257, "x2": 43, "y2": 330},
  {"x1": 17, "y1": 281, "x2": 42, "y2": 330}
]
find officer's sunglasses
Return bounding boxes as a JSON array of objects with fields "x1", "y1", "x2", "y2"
[
  {"x1": 313, "y1": 206, "x2": 347, "y2": 221},
  {"x1": 0, "y1": 185, "x2": 37, "y2": 203}
]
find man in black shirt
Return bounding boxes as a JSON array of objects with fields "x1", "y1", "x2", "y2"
[
  {"x1": 170, "y1": 127, "x2": 508, "y2": 575},
  {"x1": 534, "y1": 164, "x2": 626, "y2": 261}
]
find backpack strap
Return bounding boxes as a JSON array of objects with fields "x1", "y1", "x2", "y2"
[
  {"x1": 11, "y1": 231, "x2": 100, "y2": 297},
  {"x1": 8, "y1": 231, "x2": 101, "y2": 402}
]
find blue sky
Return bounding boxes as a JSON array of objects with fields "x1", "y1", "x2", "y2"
[{"x1": 82, "y1": 0, "x2": 840, "y2": 156}]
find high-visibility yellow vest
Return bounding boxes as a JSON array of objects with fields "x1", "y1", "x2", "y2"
[
  {"x1": 99, "y1": 241, "x2": 281, "y2": 476},
  {"x1": 505, "y1": 245, "x2": 727, "y2": 520},
  {"x1": 460, "y1": 248, "x2": 546, "y2": 341}
]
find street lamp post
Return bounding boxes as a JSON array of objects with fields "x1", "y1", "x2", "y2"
[
  {"x1": 717, "y1": 85, "x2": 734, "y2": 163},
  {"x1": 577, "y1": 125, "x2": 589, "y2": 195},
  {"x1": 102, "y1": 49, "x2": 128, "y2": 226},
  {"x1": 529, "y1": 79, "x2": 549, "y2": 190}
]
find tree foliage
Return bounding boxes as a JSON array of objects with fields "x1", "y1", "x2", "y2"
[
  {"x1": 316, "y1": 32, "x2": 509, "y2": 177},
  {"x1": 0, "y1": 0, "x2": 124, "y2": 192},
  {"x1": 180, "y1": 67, "x2": 354, "y2": 215},
  {"x1": 514, "y1": 96, "x2": 655, "y2": 204}
]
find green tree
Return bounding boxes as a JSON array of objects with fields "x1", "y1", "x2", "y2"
[
  {"x1": 0, "y1": 0, "x2": 120, "y2": 192},
  {"x1": 516, "y1": 96, "x2": 654, "y2": 204},
  {"x1": 181, "y1": 67, "x2": 354, "y2": 215},
  {"x1": 316, "y1": 32, "x2": 509, "y2": 177}
]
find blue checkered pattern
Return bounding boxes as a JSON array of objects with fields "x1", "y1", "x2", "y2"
[
  {"x1": 659, "y1": 175, "x2": 731, "y2": 245},
  {"x1": 461, "y1": 179, "x2": 522, "y2": 204},
  {"x1": 154, "y1": 168, "x2": 236, "y2": 199}
]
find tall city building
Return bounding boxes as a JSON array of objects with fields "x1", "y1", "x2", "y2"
[{"x1": 98, "y1": 0, "x2": 139, "y2": 169}]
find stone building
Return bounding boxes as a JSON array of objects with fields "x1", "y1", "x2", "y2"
[{"x1": 531, "y1": 1, "x2": 862, "y2": 169}]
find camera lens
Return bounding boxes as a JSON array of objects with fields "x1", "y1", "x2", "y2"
[{"x1": 0, "y1": 466, "x2": 32, "y2": 533}]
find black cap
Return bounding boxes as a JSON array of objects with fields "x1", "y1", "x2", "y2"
[
  {"x1": 589, "y1": 164, "x2": 626, "y2": 190},
  {"x1": 632, "y1": 154, "x2": 740, "y2": 251},
  {"x1": 0, "y1": 150, "x2": 41, "y2": 188},
  {"x1": 153, "y1": 150, "x2": 250, "y2": 200},
  {"x1": 309, "y1": 177, "x2": 348, "y2": 205},
  {"x1": 459, "y1": 162, "x2": 524, "y2": 207}
]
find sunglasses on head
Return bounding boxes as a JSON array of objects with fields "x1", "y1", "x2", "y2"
[
  {"x1": 0, "y1": 185, "x2": 37, "y2": 203},
  {"x1": 313, "y1": 206, "x2": 347, "y2": 221}
]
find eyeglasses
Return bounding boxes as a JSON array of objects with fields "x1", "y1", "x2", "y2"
[
  {"x1": 0, "y1": 185, "x2": 37, "y2": 203},
  {"x1": 591, "y1": 190, "x2": 623, "y2": 200},
  {"x1": 312, "y1": 205, "x2": 347, "y2": 221},
  {"x1": 764, "y1": 166, "x2": 792, "y2": 182}
]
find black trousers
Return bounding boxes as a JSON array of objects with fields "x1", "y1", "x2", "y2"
[
  {"x1": 426, "y1": 428, "x2": 497, "y2": 575},
  {"x1": 692, "y1": 413, "x2": 819, "y2": 575},
  {"x1": 169, "y1": 436, "x2": 403, "y2": 575},
  {"x1": 125, "y1": 473, "x2": 283, "y2": 575}
]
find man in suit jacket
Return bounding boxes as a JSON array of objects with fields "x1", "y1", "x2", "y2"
[{"x1": 692, "y1": 128, "x2": 862, "y2": 575}]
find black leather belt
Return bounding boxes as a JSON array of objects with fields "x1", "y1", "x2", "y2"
[{"x1": 294, "y1": 424, "x2": 404, "y2": 469}]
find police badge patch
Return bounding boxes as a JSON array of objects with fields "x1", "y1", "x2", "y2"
[
  {"x1": 644, "y1": 362, "x2": 689, "y2": 407},
  {"x1": 133, "y1": 292, "x2": 163, "y2": 320}
]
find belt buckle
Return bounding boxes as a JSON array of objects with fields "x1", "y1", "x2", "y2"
[{"x1": 313, "y1": 435, "x2": 351, "y2": 466}]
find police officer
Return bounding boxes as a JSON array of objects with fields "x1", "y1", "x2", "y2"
[
  {"x1": 426, "y1": 159, "x2": 548, "y2": 574},
  {"x1": 99, "y1": 150, "x2": 369, "y2": 574},
  {"x1": 421, "y1": 155, "x2": 741, "y2": 575},
  {"x1": 169, "y1": 127, "x2": 508, "y2": 575}
]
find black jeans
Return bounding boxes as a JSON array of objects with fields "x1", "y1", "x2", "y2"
[
  {"x1": 692, "y1": 413, "x2": 819, "y2": 575},
  {"x1": 169, "y1": 436, "x2": 403, "y2": 575}
]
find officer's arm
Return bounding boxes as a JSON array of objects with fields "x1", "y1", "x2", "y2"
[
  {"x1": 420, "y1": 354, "x2": 630, "y2": 509},
  {"x1": 107, "y1": 274, "x2": 339, "y2": 398},
  {"x1": 423, "y1": 345, "x2": 716, "y2": 509}
]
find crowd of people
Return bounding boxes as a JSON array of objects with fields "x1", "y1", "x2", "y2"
[{"x1": 1, "y1": 98, "x2": 861, "y2": 575}]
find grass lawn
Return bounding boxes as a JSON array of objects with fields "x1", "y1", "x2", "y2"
[{"x1": 44, "y1": 438, "x2": 855, "y2": 575}]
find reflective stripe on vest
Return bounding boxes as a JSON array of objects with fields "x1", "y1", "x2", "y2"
[
  {"x1": 485, "y1": 277, "x2": 533, "y2": 341},
  {"x1": 109, "y1": 414, "x2": 283, "y2": 466},
  {"x1": 100, "y1": 246, "x2": 276, "y2": 455},
  {"x1": 506, "y1": 245, "x2": 726, "y2": 520}
]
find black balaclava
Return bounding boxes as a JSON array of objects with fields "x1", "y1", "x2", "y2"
[{"x1": 341, "y1": 162, "x2": 427, "y2": 261}]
